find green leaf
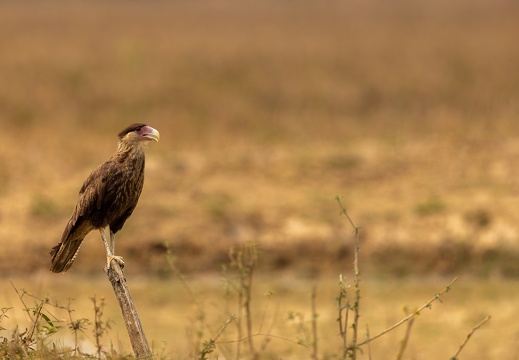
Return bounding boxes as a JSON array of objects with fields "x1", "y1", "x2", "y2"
[{"x1": 40, "y1": 312, "x2": 54, "y2": 327}]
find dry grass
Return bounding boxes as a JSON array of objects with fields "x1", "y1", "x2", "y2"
[{"x1": 2, "y1": 272, "x2": 514, "y2": 359}]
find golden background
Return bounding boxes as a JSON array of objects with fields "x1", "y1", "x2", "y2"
[{"x1": 0, "y1": 1, "x2": 518, "y2": 358}]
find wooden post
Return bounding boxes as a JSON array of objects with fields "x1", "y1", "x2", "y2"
[{"x1": 105, "y1": 261, "x2": 152, "y2": 359}]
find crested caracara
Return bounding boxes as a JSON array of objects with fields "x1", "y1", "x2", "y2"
[{"x1": 50, "y1": 123, "x2": 160, "y2": 273}]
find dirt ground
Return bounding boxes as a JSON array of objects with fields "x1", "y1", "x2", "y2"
[{"x1": 1, "y1": 0, "x2": 519, "y2": 277}]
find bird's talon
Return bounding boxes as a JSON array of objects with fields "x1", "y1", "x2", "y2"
[{"x1": 106, "y1": 255, "x2": 125, "y2": 270}]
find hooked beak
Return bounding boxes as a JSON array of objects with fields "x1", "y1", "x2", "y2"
[{"x1": 144, "y1": 127, "x2": 160, "y2": 142}]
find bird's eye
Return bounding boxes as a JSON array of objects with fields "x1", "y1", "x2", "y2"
[{"x1": 134, "y1": 127, "x2": 142, "y2": 133}]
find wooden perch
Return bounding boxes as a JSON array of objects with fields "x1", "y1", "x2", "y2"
[{"x1": 105, "y1": 260, "x2": 152, "y2": 359}]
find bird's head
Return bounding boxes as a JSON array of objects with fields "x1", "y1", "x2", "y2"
[{"x1": 118, "y1": 123, "x2": 160, "y2": 144}]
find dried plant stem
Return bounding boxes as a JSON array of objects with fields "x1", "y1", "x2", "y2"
[
  {"x1": 337, "y1": 274, "x2": 349, "y2": 359},
  {"x1": 10, "y1": 281, "x2": 42, "y2": 351},
  {"x1": 365, "y1": 324, "x2": 372, "y2": 360},
  {"x1": 311, "y1": 285, "x2": 318, "y2": 360},
  {"x1": 351, "y1": 223, "x2": 360, "y2": 360},
  {"x1": 245, "y1": 270, "x2": 256, "y2": 358},
  {"x1": 219, "y1": 332, "x2": 302, "y2": 347},
  {"x1": 228, "y1": 243, "x2": 259, "y2": 359},
  {"x1": 91, "y1": 296, "x2": 105, "y2": 359},
  {"x1": 199, "y1": 316, "x2": 234, "y2": 360},
  {"x1": 336, "y1": 196, "x2": 361, "y2": 359},
  {"x1": 342, "y1": 306, "x2": 349, "y2": 359},
  {"x1": 165, "y1": 242, "x2": 198, "y2": 303},
  {"x1": 395, "y1": 309, "x2": 415, "y2": 360},
  {"x1": 236, "y1": 288, "x2": 243, "y2": 360},
  {"x1": 10, "y1": 282, "x2": 34, "y2": 323},
  {"x1": 451, "y1": 315, "x2": 491, "y2": 359},
  {"x1": 357, "y1": 277, "x2": 458, "y2": 348},
  {"x1": 257, "y1": 294, "x2": 276, "y2": 353},
  {"x1": 26, "y1": 301, "x2": 44, "y2": 344}
]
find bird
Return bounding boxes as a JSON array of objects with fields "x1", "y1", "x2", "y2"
[{"x1": 50, "y1": 123, "x2": 160, "y2": 273}]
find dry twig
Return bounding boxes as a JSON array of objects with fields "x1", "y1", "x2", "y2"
[
  {"x1": 336, "y1": 196, "x2": 361, "y2": 359},
  {"x1": 451, "y1": 315, "x2": 491, "y2": 359},
  {"x1": 311, "y1": 285, "x2": 318, "y2": 360},
  {"x1": 337, "y1": 274, "x2": 349, "y2": 359},
  {"x1": 357, "y1": 277, "x2": 458, "y2": 348},
  {"x1": 395, "y1": 308, "x2": 415, "y2": 360}
]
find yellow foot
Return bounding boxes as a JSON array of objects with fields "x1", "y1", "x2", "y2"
[{"x1": 105, "y1": 255, "x2": 125, "y2": 271}]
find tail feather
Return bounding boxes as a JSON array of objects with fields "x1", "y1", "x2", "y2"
[
  {"x1": 50, "y1": 219, "x2": 93, "y2": 273},
  {"x1": 50, "y1": 238, "x2": 84, "y2": 273}
]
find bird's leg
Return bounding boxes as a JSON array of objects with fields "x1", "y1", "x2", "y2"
[
  {"x1": 99, "y1": 227, "x2": 124, "y2": 271},
  {"x1": 100, "y1": 227, "x2": 111, "y2": 256},
  {"x1": 110, "y1": 229, "x2": 116, "y2": 254},
  {"x1": 108, "y1": 229, "x2": 124, "y2": 268}
]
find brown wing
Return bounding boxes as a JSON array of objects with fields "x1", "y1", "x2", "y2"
[{"x1": 49, "y1": 163, "x2": 108, "y2": 273}]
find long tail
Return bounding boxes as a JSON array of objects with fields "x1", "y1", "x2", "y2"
[
  {"x1": 50, "y1": 219, "x2": 92, "y2": 273},
  {"x1": 49, "y1": 238, "x2": 84, "y2": 273}
]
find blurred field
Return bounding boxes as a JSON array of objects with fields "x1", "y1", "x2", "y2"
[
  {"x1": 1, "y1": 0, "x2": 519, "y2": 357},
  {"x1": 1, "y1": 0, "x2": 519, "y2": 277}
]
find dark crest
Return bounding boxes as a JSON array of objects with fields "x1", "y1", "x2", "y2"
[{"x1": 118, "y1": 123, "x2": 147, "y2": 139}]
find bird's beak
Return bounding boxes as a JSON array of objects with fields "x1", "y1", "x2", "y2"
[{"x1": 145, "y1": 127, "x2": 160, "y2": 142}]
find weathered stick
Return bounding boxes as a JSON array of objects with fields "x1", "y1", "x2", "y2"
[{"x1": 106, "y1": 261, "x2": 152, "y2": 359}]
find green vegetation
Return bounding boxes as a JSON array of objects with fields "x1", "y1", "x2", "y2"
[{"x1": 414, "y1": 196, "x2": 447, "y2": 217}]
